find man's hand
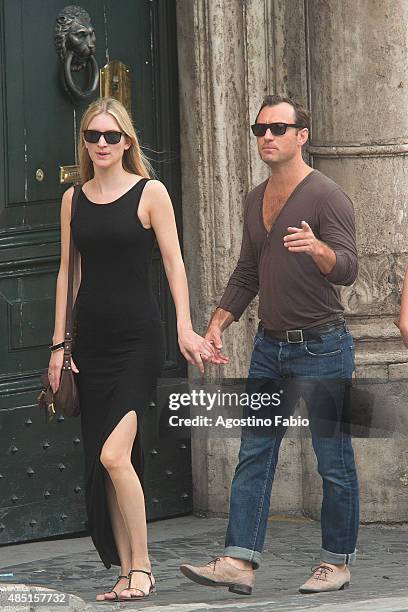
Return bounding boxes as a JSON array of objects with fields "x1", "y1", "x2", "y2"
[
  {"x1": 283, "y1": 220, "x2": 320, "y2": 255},
  {"x1": 205, "y1": 325, "x2": 229, "y2": 365},
  {"x1": 203, "y1": 308, "x2": 233, "y2": 365},
  {"x1": 283, "y1": 220, "x2": 336, "y2": 275}
]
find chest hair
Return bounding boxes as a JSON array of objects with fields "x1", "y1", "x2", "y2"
[{"x1": 262, "y1": 183, "x2": 293, "y2": 233}]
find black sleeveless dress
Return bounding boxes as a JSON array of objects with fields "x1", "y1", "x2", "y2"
[{"x1": 70, "y1": 178, "x2": 165, "y2": 569}]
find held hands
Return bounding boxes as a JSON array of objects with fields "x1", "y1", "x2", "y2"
[
  {"x1": 283, "y1": 220, "x2": 319, "y2": 255},
  {"x1": 178, "y1": 326, "x2": 229, "y2": 373},
  {"x1": 178, "y1": 328, "x2": 217, "y2": 374},
  {"x1": 48, "y1": 350, "x2": 79, "y2": 393}
]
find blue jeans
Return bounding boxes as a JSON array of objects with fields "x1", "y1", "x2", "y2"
[{"x1": 224, "y1": 324, "x2": 359, "y2": 569}]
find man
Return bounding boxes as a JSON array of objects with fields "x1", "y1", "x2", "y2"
[{"x1": 180, "y1": 95, "x2": 359, "y2": 595}]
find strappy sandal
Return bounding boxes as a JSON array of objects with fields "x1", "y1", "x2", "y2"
[
  {"x1": 95, "y1": 574, "x2": 128, "y2": 601},
  {"x1": 119, "y1": 568, "x2": 155, "y2": 600}
]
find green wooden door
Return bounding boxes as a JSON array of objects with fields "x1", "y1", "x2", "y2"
[{"x1": 0, "y1": 0, "x2": 191, "y2": 545}]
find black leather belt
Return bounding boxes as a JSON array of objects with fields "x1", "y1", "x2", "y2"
[{"x1": 258, "y1": 319, "x2": 346, "y2": 344}]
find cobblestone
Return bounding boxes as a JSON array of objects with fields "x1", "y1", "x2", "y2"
[{"x1": 1, "y1": 515, "x2": 407, "y2": 611}]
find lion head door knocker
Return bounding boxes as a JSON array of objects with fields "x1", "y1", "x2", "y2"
[{"x1": 55, "y1": 5, "x2": 99, "y2": 101}]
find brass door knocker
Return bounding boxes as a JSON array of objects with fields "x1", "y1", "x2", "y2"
[{"x1": 55, "y1": 5, "x2": 99, "y2": 101}]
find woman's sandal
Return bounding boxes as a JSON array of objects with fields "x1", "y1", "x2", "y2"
[
  {"x1": 95, "y1": 574, "x2": 128, "y2": 601},
  {"x1": 119, "y1": 568, "x2": 155, "y2": 600}
]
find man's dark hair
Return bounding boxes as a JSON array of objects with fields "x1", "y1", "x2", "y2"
[{"x1": 255, "y1": 94, "x2": 310, "y2": 131}]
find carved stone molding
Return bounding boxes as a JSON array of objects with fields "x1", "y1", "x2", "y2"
[
  {"x1": 309, "y1": 144, "x2": 408, "y2": 158},
  {"x1": 342, "y1": 255, "x2": 398, "y2": 316}
]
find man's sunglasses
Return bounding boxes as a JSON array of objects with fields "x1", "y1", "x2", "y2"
[
  {"x1": 83, "y1": 130, "x2": 124, "y2": 144},
  {"x1": 251, "y1": 122, "x2": 306, "y2": 137}
]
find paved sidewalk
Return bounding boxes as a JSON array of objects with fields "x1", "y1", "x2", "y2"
[{"x1": 1, "y1": 515, "x2": 408, "y2": 611}]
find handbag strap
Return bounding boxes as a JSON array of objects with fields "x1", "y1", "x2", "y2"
[{"x1": 64, "y1": 184, "x2": 81, "y2": 354}]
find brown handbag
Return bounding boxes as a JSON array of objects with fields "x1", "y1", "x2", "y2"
[{"x1": 37, "y1": 185, "x2": 81, "y2": 422}]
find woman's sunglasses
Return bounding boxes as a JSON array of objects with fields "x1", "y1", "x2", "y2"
[
  {"x1": 83, "y1": 130, "x2": 124, "y2": 144},
  {"x1": 251, "y1": 122, "x2": 305, "y2": 137}
]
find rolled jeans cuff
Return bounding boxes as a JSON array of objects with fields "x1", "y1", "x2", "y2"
[
  {"x1": 321, "y1": 547, "x2": 357, "y2": 565},
  {"x1": 223, "y1": 546, "x2": 261, "y2": 570}
]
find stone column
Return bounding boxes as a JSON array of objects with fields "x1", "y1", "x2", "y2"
[
  {"x1": 176, "y1": 0, "x2": 303, "y2": 516},
  {"x1": 300, "y1": 0, "x2": 408, "y2": 521}
]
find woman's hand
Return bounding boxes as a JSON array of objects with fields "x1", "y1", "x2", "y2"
[
  {"x1": 48, "y1": 350, "x2": 63, "y2": 393},
  {"x1": 48, "y1": 350, "x2": 79, "y2": 393},
  {"x1": 178, "y1": 329, "x2": 216, "y2": 374}
]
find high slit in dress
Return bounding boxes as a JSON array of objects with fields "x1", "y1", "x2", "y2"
[{"x1": 70, "y1": 177, "x2": 165, "y2": 569}]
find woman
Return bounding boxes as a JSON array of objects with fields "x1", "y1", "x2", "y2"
[{"x1": 48, "y1": 97, "x2": 215, "y2": 601}]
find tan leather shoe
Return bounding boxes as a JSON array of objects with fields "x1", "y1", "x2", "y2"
[
  {"x1": 299, "y1": 563, "x2": 351, "y2": 593},
  {"x1": 180, "y1": 556, "x2": 255, "y2": 595}
]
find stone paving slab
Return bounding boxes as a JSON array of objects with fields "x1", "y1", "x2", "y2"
[{"x1": 0, "y1": 516, "x2": 408, "y2": 611}]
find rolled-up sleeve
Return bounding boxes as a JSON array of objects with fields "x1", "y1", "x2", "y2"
[
  {"x1": 218, "y1": 200, "x2": 259, "y2": 321},
  {"x1": 319, "y1": 188, "x2": 358, "y2": 286}
]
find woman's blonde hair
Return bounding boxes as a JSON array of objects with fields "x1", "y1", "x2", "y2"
[{"x1": 78, "y1": 97, "x2": 154, "y2": 183}]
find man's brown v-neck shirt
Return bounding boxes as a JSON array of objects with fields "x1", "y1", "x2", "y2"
[{"x1": 219, "y1": 170, "x2": 358, "y2": 330}]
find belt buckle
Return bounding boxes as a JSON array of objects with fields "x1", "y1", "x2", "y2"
[{"x1": 286, "y1": 329, "x2": 303, "y2": 343}]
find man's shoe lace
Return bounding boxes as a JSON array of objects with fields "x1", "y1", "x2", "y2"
[
  {"x1": 310, "y1": 564, "x2": 334, "y2": 581},
  {"x1": 206, "y1": 557, "x2": 221, "y2": 573}
]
